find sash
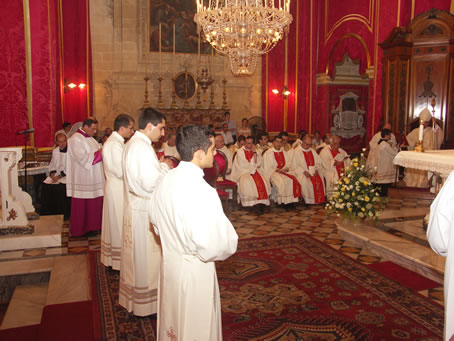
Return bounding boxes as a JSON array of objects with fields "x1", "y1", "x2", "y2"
[
  {"x1": 329, "y1": 149, "x2": 344, "y2": 178},
  {"x1": 156, "y1": 151, "x2": 165, "y2": 160},
  {"x1": 274, "y1": 151, "x2": 302, "y2": 198},
  {"x1": 244, "y1": 149, "x2": 268, "y2": 200},
  {"x1": 303, "y1": 150, "x2": 325, "y2": 203}
]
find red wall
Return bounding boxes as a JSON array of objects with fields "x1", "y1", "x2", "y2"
[{"x1": 262, "y1": 0, "x2": 453, "y2": 139}]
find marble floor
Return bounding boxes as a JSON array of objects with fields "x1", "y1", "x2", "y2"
[{"x1": 0, "y1": 195, "x2": 444, "y2": 328}]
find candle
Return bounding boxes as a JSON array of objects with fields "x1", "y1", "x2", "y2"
[
  {"x1": 173, "y1": 23, "x2": 176, "y2": 66},
  {"x1": 197, "y1": 31, "x2": 200, "y2": 73},
  {"x1": 418, "y1": 119, "x2": 424, "y2": 141},
  {"x1": 159, "y1": 23, "x2": 162, "y2": 70}
]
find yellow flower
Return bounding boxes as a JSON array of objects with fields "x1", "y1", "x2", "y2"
[
  {"x1": 363, "y1": 181, "x2": 368, "y2": 186},
  {"x1": 338, "y1": 199, "x2": 343, "y2": 203},
  {"x1": 361, "y1": 207, "x2": 365, "y2": 212},
  {"x1": 352, "y1": 192, "x2": 356, "y2": 196},
  {"x1": 353, "y1": 162, "x2": 359, "y2": 167},
  {"x1": 341, "y1": 187, "x2": 346, "y2": 192},
  {"x1": 348, "y1": 207, "x2": 352, "y2": 212},
  {"x1": 344, "y1": 178, "x2": 350, "y2": 184},
  {"x1": 365, "y1": 196, "x2": 370, "y2": 202}
]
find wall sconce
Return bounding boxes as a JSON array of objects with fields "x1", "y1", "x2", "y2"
[
  {"x1": 64, "y1": 79, "x2": 86, "y2": 93},
  {"x1": 272, "y1": 86, "x2": 291, "y2": 99}
]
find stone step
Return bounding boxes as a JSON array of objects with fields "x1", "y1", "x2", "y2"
[
  {"x1": 336, "y1": 210, "x2": 445, "y2": 285},
  {"x1": 0, "y1": 283, "x2": 48, "y2": 330}
]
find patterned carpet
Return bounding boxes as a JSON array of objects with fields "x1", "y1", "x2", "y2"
[
  {"x1": 90, "y1": 231, "x2": 443, "y2": 341},
  {"x1": 219, "y1": 233, "x2": 444, "y2": 341}
]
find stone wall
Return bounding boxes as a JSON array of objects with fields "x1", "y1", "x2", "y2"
[{"x1": 90, "y1": 0, "x2": 262, "y2": 132}]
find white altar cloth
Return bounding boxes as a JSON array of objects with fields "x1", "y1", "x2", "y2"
[{"x1": 393, "y1": 150, "x2": 454, "y2": 177}]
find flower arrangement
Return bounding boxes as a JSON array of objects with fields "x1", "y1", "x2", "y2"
[{"x1": 325, "y1": 156, "x2": 380, "y2": 221}]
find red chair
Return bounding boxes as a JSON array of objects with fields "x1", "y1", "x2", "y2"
[
  {"x1": 215, "y1": 150, "x2": 237, "y2": 207},
  {"x1": 203, "y1": 158, "x2": 229, "y2": 211}
]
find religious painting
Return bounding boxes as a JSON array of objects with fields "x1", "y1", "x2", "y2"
[
  {"x1": 149, "y1": 0, "x2": 212, "y2": 54},
  {"x1": 173, "y1": 72, "x2": 197, "y2": 100}
]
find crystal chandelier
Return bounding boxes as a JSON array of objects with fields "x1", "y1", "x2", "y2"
[{"x1": 194, "y1": 0, "x2": 292, "y2": 76}]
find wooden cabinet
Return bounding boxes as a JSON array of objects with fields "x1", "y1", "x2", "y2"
[{"x1": 380, "y1": 9, "x2": 454, "y2": 148}]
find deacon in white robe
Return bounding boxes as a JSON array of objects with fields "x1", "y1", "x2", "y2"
[
  {"x1": 150, "y1": 124, "x2": 238, "y2": 341},
  {"x1": 366, "y1": 123, "x2": 396, "y2": 171},
  {"x1": 163, "y1": 132, "x2": 181, "y2": 160},
  {"x1": 373, "y1": 130, "x2": 398, "y2": 185},
  {"x1": 427, "y1": 170, "x2": 454, "y2": 341},
  {"x1": 256, "y1": 132, "x2": 270, "y2": 155},
  {"x1": 119, "y1": 108, "x2": 172, "y2": 316},
  {"x1": 263, "y1": 136, "x2": 301, "y2": 205},
  {"x1": 405, "y1": 108, "x2": 443, "y2": 188},
  {"x1": 100, "y1": 114, "x2": 134, "y2": 270},
  {"x1": 319, "y1": 135, "x2": 351, "y2": 196},
  {"x1": 231, "y1": 136, "x2": 271, "y2": 208},
  {"x1": 66, "y1": 118, "x2": 104, "y2": 236},
  {"x1": 292, "y1": 135, "x2": 326, "y2": 204},
  {"x1": 229, "y1": 135, "x2": 246, "y2": 155}
]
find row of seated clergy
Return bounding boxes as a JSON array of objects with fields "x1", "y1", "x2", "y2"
[{"x1": 40, "y1": 131, "x2": 71, "y2": 218}]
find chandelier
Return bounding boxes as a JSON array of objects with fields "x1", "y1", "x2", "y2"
[{"x1": 194, "y1": 0, "x2": 292, "y2": 76}]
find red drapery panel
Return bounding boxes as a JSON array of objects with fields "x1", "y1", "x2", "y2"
[
  {"x1": 0, "y1": 1, "x2": 29, "y2": 147},
  {"x1": 61, "y1": 0, "x2": 93, "y2": 124}
]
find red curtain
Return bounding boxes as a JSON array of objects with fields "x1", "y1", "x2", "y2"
[
  {"x1": 0, "y1": 1, "x2": 29, "y2": 147},
  {"x1": 61, "y1": 0, "x2": 93, "y2": 125}
]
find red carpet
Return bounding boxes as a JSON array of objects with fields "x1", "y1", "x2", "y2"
[
  {"x1": 0, "y1": 324, "x2": 39, "y2": 341},
  {"x1": 368, "y1": 261, "x2": 441, "y2": 292},
  {"x1": 218, "y1": 233, "x2": 444, "y2": 340}
]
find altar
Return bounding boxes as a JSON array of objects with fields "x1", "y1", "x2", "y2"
[{"x1": 393, "y1": 149, "x2": 454, "y2": 178}]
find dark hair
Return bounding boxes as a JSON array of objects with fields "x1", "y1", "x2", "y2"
[
  {"x1": 322, "y1": 134, "x2": 329, "y2": 142},
  {"x1": 381, "y1": 129, "x2": 392, "y2": 138},
  {"x1": 315, "y1": 130, "x2": 320, "y2": 135},
  {"x1": 242, "y1": 118, "x2": 248, "y2": 123},
  {"x1": 176, "y1": 124, "x2": 214, "y2": 162},
  {"x1": 114, "y1": 114, "x2": 134, "y2": 131},
  {"x1": 82, "y1": 117, "x2": 98, "y2": 127},
  {"x1": 245, "y1": 135, "x2": 254, "y2": 141},
  {"x1": 224, "y1": 111, "x2": 230, "y2": 117},
  {"x1": 62, "y1": 122, "x2": 71, "y2": 129},
  {"x1": 298, "y1": 129, "x2": 307, "y2": 139},
  {"x1": 257, "y1": 132, "x2": 268, "y2": 141},
  {"x1": 167, "y1": 132, "x2": 176, "y2": 139},
  {"x1": 138, "y1": 108, "x2": 166, "y2": 130},
  {"x1": 237, "y1": 135, "x2": 246, "y2": 143},
  {"x1": 278, "y1": 131, "x2": 289, "y2": 139}
]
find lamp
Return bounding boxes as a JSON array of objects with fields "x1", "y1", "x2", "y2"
[
  {"x1": 272, "y1": 86, "x2": 291, "y2": 98},
  {"x1": 194, "y1": 0, "x2": 293, "y2": 76},
  {"x1": 64, "y1": 79, "x2": 86, "y2": 93}
]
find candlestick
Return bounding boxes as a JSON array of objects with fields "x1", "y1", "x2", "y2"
[
  {"x1": 159, "y1": 23, "x2": 162, "y2": 70},
  {"x1": 157, "y1": 76, "x2": 164, "y2": 109},
  {"x1": 197, "y1": 31, "x2": 201, "y2": 74},
  {"x1": 173, "y1": 24, "x2": 176, "y2": 60},
  {"x1": 221, "y1": 78, "x2": 229, "y2": 110}
]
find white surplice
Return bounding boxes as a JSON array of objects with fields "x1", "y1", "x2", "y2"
[
  {"x1": 230, "y1": 146, "x2": 271, "y2": 206},
  {"x1": 256, "y1": 143, "x2": 269, "y2": 156},
  {"x1": 373, "y1": 141, "x2": 398, "y2": 184},
  {"x1": 66, "y1": 130, "x2": 104, "y2": 198},
  {"x1": 119, "y1": 131, "x2": 170, "y2": 316},
  {"x1": 100, "y1": 132, "x2": 125, "y2": 270},
  {"x1": 150, "y1": 161, "x2": 238, "y2": 341},
  {"x1": 366, "y1": 132, "x2": 396, "y2": 171},
  {"x1": 292, "y1": 146, "x2": 326, "y2": 204},
  {"x1": 404, "y1": 125, "x2": 443, "y2": 188},
  {"x1": 427, "y1": 170, "x2": 454, "y2": 341},
  {"x1": 319, "y1": 146, "x2": 351, "y2": 195},
  {"x1": 44, "y1": 147, "x2": 67, "y2": 184},
  {"x1": 163, "y1": 142, "x2": 181, "y2": 160},
  {"x1": 262, "y1": 148, "x2": 299, "y2": 204}
]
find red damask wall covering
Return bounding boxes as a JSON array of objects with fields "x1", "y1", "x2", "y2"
[
  {"x1": 0, "y1": 0, "x2": 92, "y2": 148},
  {"x1": 262, "y1": 0, "x2": 453, "y2": 143}
]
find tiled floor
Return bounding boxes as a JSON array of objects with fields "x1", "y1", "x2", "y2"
[{"x1": 0, "y1": 196, "x2": 443, "y2": 305}]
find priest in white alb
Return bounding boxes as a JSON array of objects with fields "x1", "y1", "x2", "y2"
[
  {"x1": 372, "y1": 129, "x2": 398, "y2": 196},
  {"x1": 119, "y1": 108, "x2": 172, "y2": 316},
  {"x1": 150, "y1": 124, "x2": 238, "y2": 341},
  {"x1": 366, "y1": 122, "x2": 396, "y2": 171},
  {"x1": 100, "y1": 114, "x2": 134, "y2": 270},
  {"x1": 163, "y1": 132, "x2": 181, "y2": 160},
  {"x1": 66, "y1": 117, "x2": 104, "y2": 237},
  {"x1": 319, "y1": 135, "x2": 351, "y2": 195},
  {"x1": 292, "y1": 134, "x2": 326, "y2": 204},
  {"x1": 262, "y1": 135, "x2": 302, "y2": 207},
  {"x1": 231, "y1": 136, "x2": 271, "y2": 211},
  {"x1": 404, "y1": 108, "x2": 443, "y2": 187},
  {"x1": 427, "y1": 170, "x2": 454, "y2": 341}
]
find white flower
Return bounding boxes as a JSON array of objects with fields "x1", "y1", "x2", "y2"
[
  {"x1": 354, "y1": 201, "x2": 359, "y2": 206},
  {"x1": 347, "y1": 203, "x2": 352, "y2": 208},
  {"x1": 358, "y1": 212, "x2": 365, "y2": 218},
  {"x1": 349, "y1": 185, "x2": 353, "y2": 190},
  {"x1": 368, "y1": 211, "x2": 374, "y2": 217}
]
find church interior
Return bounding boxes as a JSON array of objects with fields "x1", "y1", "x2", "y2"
[{"x1": 1, "y1": 0, "x2": 453, "y2": 340}]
